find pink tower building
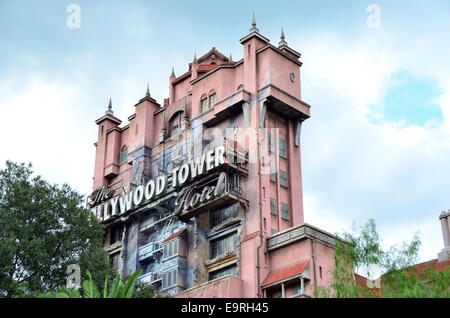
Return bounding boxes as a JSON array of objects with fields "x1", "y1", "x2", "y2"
[{"x1": 89, "y1": 16, "x2": 337, "y2": 298}]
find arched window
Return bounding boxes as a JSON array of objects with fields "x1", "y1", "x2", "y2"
[
  {"x1": 237, "y1": 84, "x2": 244, "y2": 91},
  {"x1": 208, "y1": 90, "x2": 217, "y2": 109},
  {"x1": 169, "y1": 112, "x2": 181, "y2": 137},
  {"x1": 200, "y1": 94, "x2": 208, "y2": 113},
  {"x1": 120, "y1": 146, "x2": 128, "y2": 164}
]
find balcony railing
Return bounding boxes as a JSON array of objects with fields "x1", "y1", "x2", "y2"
[
  {"x1": 138, "y1": 242, "x2": 163, "y2": 262},
  {"x1": 140, "y1": 213, "x2": 173, "y2": 233},
  {"x1": 138, "y1": 271, "x2": 162, "y2": 285}
]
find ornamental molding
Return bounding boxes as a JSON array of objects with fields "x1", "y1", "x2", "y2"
[{"x1": 267, "y1": 223, "x2": 336, "y2": 251}]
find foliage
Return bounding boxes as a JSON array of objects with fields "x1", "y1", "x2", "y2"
[
  {"x1": 314, "y1": 218, "x2": 450, "y2": 298},
  {"x1": 0, "y1": 161, "x2": 113, "y2": 297},
  {"x1": 39, "y1": 269, "x2": 142, "y2": 298}
]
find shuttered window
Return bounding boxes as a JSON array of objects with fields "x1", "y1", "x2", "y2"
[
  {"x1": 209, "y1": 93, "x2": 217, "y2": 109},
  {"x1": 280, "y1": 170, "x2": 288, "y2": 188},
  {"x1": 162, "y1": 268, "x2": 178, "y2": 289},
  {"x1": 200, "y1": 95, "x2": 208, "y2": 113},
  {"x1": 119, "y1": 147, "x2": 128, "y2": 164},
  {"x1": 270, "y1": 198, "x2": 277, "y2": 215},
  {"x1": 279, "y1": 139, "x2": 287, "y2": 159},
  {"x1": 281, "y1": 202, "x2": 289, "y2": 220},
  {"x1": 270, "y1": 166, "x2": 276, "y2": 183},
  {"x1": 209, "y1": 264, "x2": 237, "y2": 280},
  {"x1": 163, "y1": 239, "x2": 178, "y2": 259},
  {"x1": 268, "y1": 132, "x2": 274, "y2": 153},
  {"x1": 210, "y1": 232, "x2": 238, "y2": 259}
]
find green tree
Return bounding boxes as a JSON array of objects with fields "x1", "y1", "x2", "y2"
[
  {"x1": 314, "y1": 219, "x2": 450, "y2": 298},
  {"x1": 0, "y1": 161, "x2": 113, "y2": 297},
  {"x1": 39, "y1": 269, "x2": 142, "y2": 298}
]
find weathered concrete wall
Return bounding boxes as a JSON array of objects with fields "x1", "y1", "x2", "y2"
[{"x1": 175, "y1": 275, "x2": 243, "y2": 298}]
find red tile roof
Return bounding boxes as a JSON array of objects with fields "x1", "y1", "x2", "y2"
[
  {"x1": 173, "y1": 70, "x2": 192, "y2": 84},
  {"x1": 197, "y1": 64, "x2": 218, "y2": 72},
  {"x1": 355, "y1": 258, "x2": 450, "y2": 297},
  {"x1": 261, "y1": 260, "x2": 309, "y2": 287},
  {"x1": 163, "y1": 228, "x2": 186, "y2": 243},
  {"x1": 241, "y1": 232, "x2": 259, "y2": 243},
  {"x1": 355, "y1": 274, "x2": 368, "y2": 286},
  {"x1": 197, "y1": 47, "x2": 229, "y2": 63}
]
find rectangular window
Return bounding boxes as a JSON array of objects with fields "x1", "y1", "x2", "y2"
[
  {"x1": 209, "y1": 93, "x2": 217, "y2": 109},
  {"x1": 119, "y1": 148, "x2": 128, "y2": 164},
  {"x1": 279, "y1": 139, "x2": 287, "y2": 159},
  {"x1": 268, "y1": 132, "x2": 273, "y2": 153},
  {"x1": 281, "y1": 202, "x2": 289, "y2": 220},
  {"x1": 210, "y1": 205, "x2": 238, "y2": 228},
  {"x1": 109, "y1": 252, "x2": 120, "y2": 269},
  {"x1": 201, "y1": 98, "x2": 208, "y2": 113},
  {"x1": 163, "y1": 239, "x2": 178, "y2": 259},
  {"x1": 171, "y1": 119, "x2": 179, "y2": 137},
  {"x1": 209, "y1": 264, "x2": 237, "y2": 280},
  {"x1": 294, "y1": 283, "x2": 302, "y2": 295},
  {"x1": 210, "y1": 232, "x2": 238, "y2": 259},
  {"x1": 163, "y1": 268, "x2": 178, "y2": 289},
  {"x1": 270, "y1": 166, "x2": 276, "y2": 183},
  {"x1": 110, "y1": 224, "x2": 123, "y2": 245},
  {"x1": 270, "y1": 198, "x2": 277, "y2": 215},
  {"x1": 280, "y1": 170, "x2": 288, "y2": 188}
]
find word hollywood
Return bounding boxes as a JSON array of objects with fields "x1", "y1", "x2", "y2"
[{"x1": 90, "y1": 145, "x2": 226, "y2": 221}]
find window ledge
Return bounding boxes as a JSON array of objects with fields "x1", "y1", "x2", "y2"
[{"x1": 204, "y1": 251, "x2": 236, "y2": 269}]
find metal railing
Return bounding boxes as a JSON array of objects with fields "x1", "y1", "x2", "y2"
[
  {"x1": 138, "y1": 271, "x2": 162, "y2": 284},
  {"x1": 138, "y1": 242, "x2": 163, "y2": 262}
]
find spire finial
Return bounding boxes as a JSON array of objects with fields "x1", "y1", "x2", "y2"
[
  {"x1": 229, "y1": 53, "x2": 232, "y2": 61},
  {"x1": 250, "y1": 11, "x2": 259, "y2": 32},
  {"x1": 106, "y1": 97, "x2": 113, "y2": 115},
  {"x1": 171, "y1": 67, "x2": 175, "y2": 78},
  {"x1": 146, "y1": 83, "x2": 150, "y2": 97},
  {"x1": 193, "y1": 52, "x2": 197, "y2": 63},
  {"x1": 279, "y1": 26, "x2": 287, "y2": 46}
]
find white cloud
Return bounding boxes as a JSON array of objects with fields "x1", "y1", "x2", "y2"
[
  {"x1": 294, "y1": 30, "x2": 450, "y2": 262},
  {"x1": 0, "y1": 79, "x2": 95, "y2": 195}
]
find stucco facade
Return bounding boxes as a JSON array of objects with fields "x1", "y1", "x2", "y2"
[{"x1": 88, "y1": 18, "x2": 337, "y2": 298}]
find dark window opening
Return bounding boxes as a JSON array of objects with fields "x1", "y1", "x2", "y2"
[
  {"x1": 210, "y1": 232, "x2": 238, "y2": 259},
  {"x1": 281, "y1": 202, "x2": 289, "y2": 220},
  {"x1": 110, "y1": 224, "x2": 124, "y2": 245},
  {"x1": 210, "y1": 205, "x2": 238, "y2": 228},
  {"x1": 209, "y1": 264, "x2": 237, "y2": 280},
  {"x1": 120, "y1": 147, "x2": 128, "y2": 164}
]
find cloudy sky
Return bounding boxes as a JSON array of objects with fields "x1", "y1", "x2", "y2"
[{"x1": 1, "y1": 0, "x2": 449, "y2": 264}]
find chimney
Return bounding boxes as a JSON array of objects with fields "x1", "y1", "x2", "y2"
[{"x1": 438, "y1": 210, "x2": 450, "y2": 262}]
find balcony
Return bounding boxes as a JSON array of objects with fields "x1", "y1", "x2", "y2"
[
  {"x1": 202, "y1": 89, "x2": 251, "y2": 127},
  {"x1": 175, "y1": 275, "x2": 243, "y2": 298},
  {"x1": 140, "y1": 213, "x2": 173, "y2": 234},
  {"x1": 138, "y1": 271, "x2": 162, "y2": 285},
  {"x1": 138, "y1": 242, "x2": 163, "y2": 262},
  {"x1": 258, "y1": 83, "x2": 310, "y2": 121},
  {"x1": 104, "y1": 163, "x2": 119, "y2": 179}
]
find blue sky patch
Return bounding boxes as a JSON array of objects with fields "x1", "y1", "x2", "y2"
[{"x1": 368, "y1": 70, "x2": 442, "y2": 126}]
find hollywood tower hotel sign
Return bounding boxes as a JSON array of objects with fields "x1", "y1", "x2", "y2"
[{"x1": 89, "y1": 16, "x2": 339, "y2": 298}]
